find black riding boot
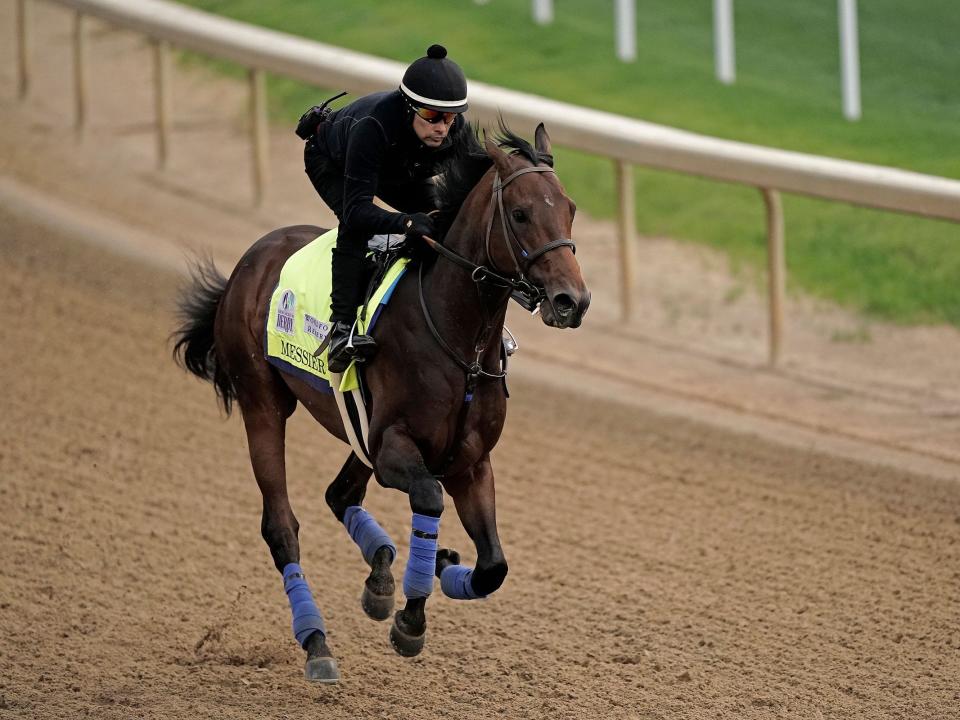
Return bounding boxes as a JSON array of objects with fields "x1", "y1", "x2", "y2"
[{"x1": 327, "y1": 248, "x2": 377, "y2": 373}]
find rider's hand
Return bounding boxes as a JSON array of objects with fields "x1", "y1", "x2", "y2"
[{"x1": 403, "y1": 212, "x2": 435, "y2": 241}]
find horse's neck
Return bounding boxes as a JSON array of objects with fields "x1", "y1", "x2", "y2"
[
  {"x1": 440, "y1": 169, "x2": 495, "y2": 268},
  {"x1": 423, "y1": 186, "x2": 510, "y2": 356}
]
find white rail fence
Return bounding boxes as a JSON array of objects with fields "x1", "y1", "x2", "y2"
[{"x1": 12, "y1": 0, "x2": 960, "y2": 365}]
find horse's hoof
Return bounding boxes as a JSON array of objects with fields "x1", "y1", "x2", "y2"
[
  {"x1": 435, "y1": 548, "x2": 461, "y2": 577},
  {"x1": 304, "y1": 656, "x2": 340, "y2": 684},
  {"x1": 389, "y1": 616, "x2": 425, "y2": 657},
  {"x1": 361, "y1": 584, "x2": 394, "y2": 621}
]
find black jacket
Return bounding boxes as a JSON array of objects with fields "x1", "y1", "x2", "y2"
[{"x1": 316, "y1": 90, "x2": 465, "y2": 235}]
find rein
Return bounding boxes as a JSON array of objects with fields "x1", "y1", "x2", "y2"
[{"x1": 417, "y1": 162, "x2": 576, "y2": 474}]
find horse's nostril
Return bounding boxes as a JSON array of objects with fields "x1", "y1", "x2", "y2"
[{"x1": 553, "y1": 293, "x2": 575, "y2": 316}]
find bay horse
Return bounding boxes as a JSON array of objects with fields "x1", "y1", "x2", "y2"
[{"x1": 172, "y1": 123, "x2": 590, "y2": 683}]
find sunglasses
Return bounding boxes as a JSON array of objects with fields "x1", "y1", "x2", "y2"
[{"x1": 411, "y1": 106, "x2": 458, "y2": 124}]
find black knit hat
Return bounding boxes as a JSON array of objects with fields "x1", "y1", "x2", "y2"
[{"x1": 399, "y1": 45, "x2": 468, "y2": 113}]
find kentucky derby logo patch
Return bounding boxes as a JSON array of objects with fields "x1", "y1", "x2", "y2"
[{"x1": 276, "y1": 289, "x2": 295, "y2": 335}]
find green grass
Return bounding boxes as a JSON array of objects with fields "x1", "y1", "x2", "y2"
[{"x1": 178, "y1": 0, "x2": 960, "y2": 326}]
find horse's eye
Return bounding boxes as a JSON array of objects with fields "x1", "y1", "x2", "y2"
[{"x1": 511, "y1": 208, "x2": 528, "y2": 223}]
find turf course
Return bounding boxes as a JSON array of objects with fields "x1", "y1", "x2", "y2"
[{"x1": 179, "y1": 0, "x2": 960, "y2": 326}]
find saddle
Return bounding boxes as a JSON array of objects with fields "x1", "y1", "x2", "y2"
[{"x1": 264, "y1": 228, "x2": 411, "y2": 395}]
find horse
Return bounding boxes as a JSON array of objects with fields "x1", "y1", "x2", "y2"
[{"x1": 172, "y1": 123, "x2": 590, "y2": 683}]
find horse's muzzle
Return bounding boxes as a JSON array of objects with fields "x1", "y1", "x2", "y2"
[{"x1": 541, "y1": 288, "x2": 591, "y2": 328}]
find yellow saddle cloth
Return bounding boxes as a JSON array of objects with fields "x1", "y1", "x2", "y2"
[{"x1": 265, "y1": 228, "x2": 409, "y2": 393}]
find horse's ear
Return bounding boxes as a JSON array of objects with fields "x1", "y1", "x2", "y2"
[
  {"x1": 534, "y1": 123, "x2": 552, "y2": 156},
  {"x1": 483, "y1": 131, "x2": 514, "y2": 178}
]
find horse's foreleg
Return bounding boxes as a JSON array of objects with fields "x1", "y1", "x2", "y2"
[
  {"x1": 373, "y1": 427, "x2": 444, "y2": 657},
  {"x1": 243, "y1": 407, "x2": 338, "y2": 683},
  {"x1": 324, "y1": 453, "x2": 396, "y2": 620},
  {"x1": 438, "y1": 455, "x2": 509, "y2": 599}
]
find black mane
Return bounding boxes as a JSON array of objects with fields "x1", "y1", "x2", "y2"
[
  {"x1": 432, "y1": 120, "x2": 553, "y2": 239},
  {"x1": 432, "y1": 122, "x2": 490, "y2": 239}
]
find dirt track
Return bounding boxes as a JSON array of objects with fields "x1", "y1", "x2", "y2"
[
  {"x1": 3, "y1": 205, "x2": 960, "y2": 719},
  {"x1": 3, "y1": 4, "x2": 960, "y2": 717}
]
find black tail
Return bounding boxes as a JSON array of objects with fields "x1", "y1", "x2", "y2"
[{"x1": 171, "y1": 257, "x2": 237, "y2": 414}]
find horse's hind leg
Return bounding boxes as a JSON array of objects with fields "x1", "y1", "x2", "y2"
[
  {"x1": 240, "y1": 385, "x2": 339, "y2": 683},
  {"x1": 436, "y1": 455, "x2": 509, "y2": 600},
  {"x1": 324, "y1": 453, "x2": 397, "y2": 620}
]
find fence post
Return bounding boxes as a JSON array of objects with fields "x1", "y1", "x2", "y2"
[
  {"x1": 249, "y1": 68, "x2": 269, "y2": 207},
  {"x1": 615, "y1": 0, "x2": 637, "y2": 62},
  {"x1": 838, "y1": 0, "x2": 861, "y2": 121},
  {"x1": 713, "y1": 0, "x2": 736, "y2": 84},
  {"x1": 532, "y1": 0, "x2": 553, "y2": 25},
  {"x1": 73, "y1": 11, "x2": 87, "y2": 135},
  {"x1": 615, "y1": 159, "x2": 637, "y2": 321},
  {"x1": 761, "y1": 188, "x2": 785, "y2": 366},
  {"x1": 16, "y1": 0, "x2": 31, "y2": 100},
  {"x1": 153, "y1": 39, "x2": 171, "y2": 169}
]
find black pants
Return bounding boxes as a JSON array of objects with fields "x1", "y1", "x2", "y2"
[{"x1": 304, "y1": 139, "x2": 435, "y2": 321}]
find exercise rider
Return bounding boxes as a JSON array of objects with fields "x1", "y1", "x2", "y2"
[{"x1": 299, "y1": 44, "x2": 470, "y2": 373}]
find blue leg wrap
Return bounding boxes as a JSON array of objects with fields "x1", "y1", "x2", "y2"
[
  {"x1": 440, "y1": 564, "x2": 485, "y2": 600},
  {"x1": 402, "y1": 513, "x2": 440, "y2": 599},
  {"x1": 282, "y1": 563, "x2": 326, "y2": 647},
  {"x1": 342, "y1": 505, "x2": 396, "y2": 566}
]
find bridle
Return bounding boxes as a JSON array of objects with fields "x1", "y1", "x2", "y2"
[
  {"x1": 418, "y1": 161, "x2": 576, "y2": 377},
  {"x1": 417, "y1": 161, "x2": 577, "y2": 474},
  {"x1": 421, "y1": 164, "x2": 577, "y2": 313},
  {"x1": 487, "y1": 166, "x2": 576, "y2": 290},
  {"x1": 419, "y1": 163, "x2": 577, "y2": 380}
]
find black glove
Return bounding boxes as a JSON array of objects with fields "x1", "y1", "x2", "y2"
[{"x1": 403, "y1": 213, "x2": 435, "y2": 241}]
